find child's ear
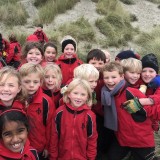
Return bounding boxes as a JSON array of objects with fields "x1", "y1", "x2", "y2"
[
  {"x1": 18, "y1": 86, "x2": 22, "y2": 93},
  {"x1": 121, "y1": 74, "x2": 124, "y2": 79}
]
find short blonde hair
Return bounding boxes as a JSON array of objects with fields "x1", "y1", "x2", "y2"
[
  {"x1": 43, "y1": 63, "x2": 62, "y2": 90},
  {"x1": 74, "y1": 64, "x2": 99, "y2": 81},
  {"x1": 120, "y1": 58, "x2": 142, "y2": 73},
  {"x1": 19, "y1": 63, "x2": 44, "y2": 81},
  {"x1": 63, "y1": 78, "x2": 92, "y2": 107}
]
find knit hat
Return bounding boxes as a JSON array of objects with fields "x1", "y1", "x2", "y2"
[
  {"x1": 141, "y1": 53, "x2": 159, "y2": 73},
  {"x1": 115, "y1": 50, "x2": 140, "y2": 61},
  {"x1": 61, "y1": 35, "x2": 77, "y2": 52}
]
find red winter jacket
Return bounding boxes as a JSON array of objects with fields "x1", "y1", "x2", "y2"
[
  {"x1": 43, "y1": 88, "x2": 62, "y2": 109},
  {"x1": 0, "y1": 139, "x2": 39, "y2": 160},
  {"x1": 33, "y1": 30, "x2": 48, "y2": 43},
  {"x1": 50, "y1": 103, "x2": 98, "y2": 160},
  {"x1": 6, "y1": 41, "x2": 21, "y2": 64},
  {"x1": 113, "y1": 85, "x2": 155, "y2": 147},
  {"x1": 56, "y1": 54, "x2": 83, "y2": 86},
  {"x1": 23, "y1": 87, "x2": 55, "y2": 153},
  {"x1": 0, "y1": 100, "x2": 24, "y2": 114}
]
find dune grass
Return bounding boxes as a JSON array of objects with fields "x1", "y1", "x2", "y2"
[
  {"x1": 0, "y1": 2, "x2": 28, "y2": 26},
  {"x1": 95, "y1": 0, "x2": 137, "y2": 47},
  {"x1": 35, "y1": 0, "x2": 79, "y2": 24},
  {"x1": 134, "y1": 27, "x2": 160, "y2": 64}
]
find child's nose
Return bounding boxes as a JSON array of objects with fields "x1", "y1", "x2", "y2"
[{"x1": 12, "y1": 135, "x2": 19, "y2": 142}]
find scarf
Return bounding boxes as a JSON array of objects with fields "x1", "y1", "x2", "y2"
[{"x1": 101, "y1": 80, "x2": 125, "y2": 131}]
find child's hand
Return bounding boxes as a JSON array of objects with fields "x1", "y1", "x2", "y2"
[
  {"x1": 42, "y1": 149, "x2": 49, "y2": 158},
  {"x1": 122, "y1": 97, "x2": 142, "y2": 114},
  {"x1": 148, "y1": 75, "x2": 160, "y2": 89}
]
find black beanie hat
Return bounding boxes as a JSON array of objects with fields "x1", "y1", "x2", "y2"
[
  {"x1": 62, "y1": 39, "x2": 76, "y2": 52},
  {"x1": 115, "y1": 50, "x2": 140, "y2": 60},
  {"x1": 141, "y1": 53, "x2": 159, "y2": 73}
]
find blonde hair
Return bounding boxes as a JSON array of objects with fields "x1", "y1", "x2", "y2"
[
  {"x1": 120, "y1": 58, "x2": 142, "y2": 73},
  {"x1": 43, "y1": 63, "x2": 62, "y2": 90},
  {"x1": 0, "y1": 66, "x2": 21, "y2": 86},
  {"x1": 102, "y1": 61, "x2": 124, "y2": 75},
  {"x1": 74, "y1": 64, "x2": 99, "y2": 81},
  {"x1": 63, "y1": 78, "x2": 92, "y2": 107},
  {"x1": 19, "y1": 63, "x2": 44, "y2": 81}
]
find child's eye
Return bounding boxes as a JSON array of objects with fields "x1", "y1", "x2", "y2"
[
  {"x1": 18, "y1": 128, "x2": 26, "y2": 133},
  {"x1": 2, "y1": 132, "x2": 11, "y2": 137},
  {"x1": 0, "y1": 83, "x2": 4, "y2": 86},
  {"x1": 23, "y1": 80, "x2": 30, "y2": 84}
]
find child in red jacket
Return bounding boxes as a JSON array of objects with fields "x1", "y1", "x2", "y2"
[
  {"x1": 56, "y1": 35, "x2": 83, "y2": 86},
  {"x1": 33, "y1": 24, "x2": 48, "y2": 44},
  {"x1": 0, "y1": 109, "x2": 39, "y2": 160},
  {"x1": 19, "y1": 63, "x2": 55, "y2": 160},
  {"x1": 43, "y1": 63, "x2": 62, "y2": 108},
  {"x1": 6, "y1": 34, "x2": 21, "y2": 69},
  {"x1": 51, "y1": 78, "x2": 97, "y2": 160},
  {"x1": 101, "y1": 61, "x2": 158, "y2": 160}
]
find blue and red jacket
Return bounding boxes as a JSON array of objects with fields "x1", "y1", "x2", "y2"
[
  {"x1": 0, "y1": 139, "x2": 39, "y2": 160},
  {"x1": 50, "y1": 103, "x2": 97, "y2": 160},
  {"x1": 56, "y1": 54, "x2": 83, "y2": 86}
]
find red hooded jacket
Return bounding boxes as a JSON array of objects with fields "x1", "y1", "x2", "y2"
[
  {"x1": 56, "y1": 54, "x2": 83, "y2": 86},
  {"x1": 0, "y1": 139, "x2": 39, "y2": 160},
  {"x1": 50, "y1": 103, "x2": 97, "y2": 160},
  {"x1": 6, "y1": 41, "x2": 21, "y2": 64},
  {"x1": 33, "y1": 30, "x2": 48, "y2": 43}
]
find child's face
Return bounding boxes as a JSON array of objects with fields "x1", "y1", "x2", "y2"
[
  {"x1": 103, "y1": 71, "x2": 124, "y2": 90},
  {"x1": 88, "y1": 58, "x2": 105, "y2": 71},
  {"x1": 68, "y1": 85, "x2": 88, "y2": 108},
  {"x1": 21, "y1": 73, "x2": 41, "y2": 95},
  {"x1": 0, "y1": 75, "x2": 21, "y2": 105},
  {"x1": 44, "y1": 70, "x2": 57, "y2": 91},
  {"x1": 124, "y1": 71, "x2": 140, "y2": 85},
  {"x1": 37, "y1": 27, "x2": 42, "y2": 31},
  {"x1": 26, "y1": 48, "x2": 43, "y2": 65},
  {"x1": 63, "y1": 44, "x2": 75, "y2": 58},
  {"x1": 2, "y1": 121, "x2": 28, "y2": 153},
  {"x1": 141, "y1": 67, "x2": 157, "y2": 83},
  {"x1": 88, "y1": 76, "x2": 98, "y2": 92},
  {"x1": 44, "y1": 46, "x2": 57, "y2": 62}
]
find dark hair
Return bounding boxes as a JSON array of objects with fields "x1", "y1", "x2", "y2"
[
  {"x1": 37, "y1": 24, "x2": 43, "y2": 29},
  {"x1": 43, "y1": 42, "x2": 57, "y2": 53},
  {"x1": 21, "y1": 41, "x2": 44, "y2": 60},
  {"x1": 87, "y1": 49, "x2": 106, "y2": 63},
  {"x1": 0, "y1": 109, "x2": 29, "y2": 138},
  {"x1": 9, "y1": 34, "x2": 17, "y2": 42}
]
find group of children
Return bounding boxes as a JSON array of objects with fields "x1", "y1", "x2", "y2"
[{"x1": 0, "y1": 30, "x2": 160, "y2": 160}]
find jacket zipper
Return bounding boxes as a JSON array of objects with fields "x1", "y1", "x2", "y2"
[{"x1": 71, "y1": 111, "x2": 77, "y2": 159}]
